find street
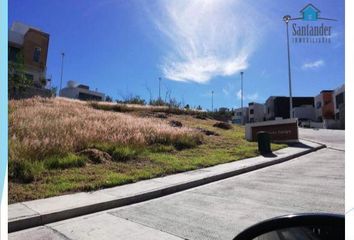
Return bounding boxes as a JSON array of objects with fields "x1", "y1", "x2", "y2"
[
  {"x1": 298, "y1": 127, "x2": 345, "y2": 150},
  {"x1": 9, "y1": 129, "x2": 345, "y2": 240}
]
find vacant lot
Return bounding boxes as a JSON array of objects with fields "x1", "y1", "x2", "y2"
[{"x1": 9, "y1": 97, "x2": 285, "y2": 203}]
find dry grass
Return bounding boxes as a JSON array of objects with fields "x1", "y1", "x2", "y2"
[
  {"x1": 9, "y1": 97, "x2": 202, "y2": 161},
  {"x1": 8, "y1": 97, "x2": 287, "y2": 203},
  {"x1": 89, "y1": 100, "x2": 206, "y2": 116}
]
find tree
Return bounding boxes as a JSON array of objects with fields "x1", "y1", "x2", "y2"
[
  {"x1": 50, "y1": 87, "x2": 58, "y2": 97},
  {"x1": 105, "y1": 95, "x2": 113, "y2": 102},
  {"x1": 184, "y1": 104, "x2": 190, "y2": 110},
  {"x1": 8, "y1": 51, "x2": 33, "y2": 97}
]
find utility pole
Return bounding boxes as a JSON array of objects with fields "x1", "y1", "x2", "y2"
[
  {"x1": 211, "y1": 90, "x2": 214, "y2": 112},
  {"x1": 283, "y1": 15, "x2": 293, "y2": 118},
  {"x1": 59, "y1": 52, "x2": 65, "y2": 92},
  {"x1": 240, "y1": 71, "x2": 244, "y2": 124}
]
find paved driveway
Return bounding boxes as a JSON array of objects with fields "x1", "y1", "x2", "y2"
[{"x1": 299, "y1": 128, "x2": 345, "y2": 151}]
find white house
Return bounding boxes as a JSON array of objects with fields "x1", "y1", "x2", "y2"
[{"x1": 60, "y1": 81, "x2": 105, "y2": 101}]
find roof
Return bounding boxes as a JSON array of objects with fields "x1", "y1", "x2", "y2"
[
  {"x1": 11, "y1": 22, "x2": 42, "y2": 34},
  {"x1": 234, "y1": 107, "x2": 249, "y2": 111},
  {"x1": 300, "y1": 4, "x2": 320, "y2": 13},
  {"x1": 8, "y1": 30, "x2": 24, "y2": 45},
  {"x1": 9, "y1": 22, "x2": 49, "y2": 42},
  {"x1": 320, "y1": 90, "x2": 334, "y2": 93}
]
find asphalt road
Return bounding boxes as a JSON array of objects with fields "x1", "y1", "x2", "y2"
[{"x1": 10, "y1": 129, "x2": 345, "y2": 240}]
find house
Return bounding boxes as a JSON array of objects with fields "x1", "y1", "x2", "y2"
[
  {"x1": 293, "y1": 105, "x2": 316, "y2": 121},
  {"x1": 248, "y1": 102, "x2": 265, "y2": 123},
  {"x1": 333, "y1": 84, "x2": 345, "y2": 120},
  {"x1": 9, "y1": 22, "x2": 50, "y2": 89},
  {"x1": 315, "y1": 90, "x2": 335, "y2": 121},
  {"x1": 232, "y1": 107, "x2": 249, "y2": 125},
  {"x1": 333, "y1": 84, "x2": 345, "y2": 129},
  {"x1": 265, "y1": 96, "x2": 314, "y2": 120},
  {"x1": 60, "y1": 81, "x2": 105, "y2": 101},
  {"x1": 300, "y1": 4, "x2": 320, "y2": 21}
]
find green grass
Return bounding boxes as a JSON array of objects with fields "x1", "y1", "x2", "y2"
[
  {"x1": 88, "y1": 143, "x2": 143, "y2": 162},
  {"x1": 9, "y1": 115, "x2": 287, "y2": 203},
  {"x1": 45, "y1": 154, "x2": 87, "y2": 169},
  {"x1": 9, "y1": 154, "x2": 88, "y2": 184},
  {"x1": 9, "y1": 160, "x2": 44, "y2": 183}
]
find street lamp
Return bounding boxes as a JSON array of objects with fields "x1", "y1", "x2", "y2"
[
  {"x1": 240, "y1": 71, "x2": 244, "y2": 124},
  {"x1": 158, "y1": 77, "x2": 162, "y2": 101},
  {"x1": 211, "y1": 90, "x2": 214, "y2": 112},
  {"x1": 59, "y1": 52, "x2": 65, "y2": 92},
  {"x1": 283, "y1": 15, "x2": 293, "y2": 118}
]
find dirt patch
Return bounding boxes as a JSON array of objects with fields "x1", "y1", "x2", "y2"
[
  {"x1": 196, "y1": 127, "x2": 219, "y2": 136},
  {"x1": 169, "y1": 120, "x2": 183, "y2": 128},
  {"x1": 79, "y1": 148, "x2": 112, "y2": 163},
  {"x1": 155, "y1": 112, "x2": 168, "y2": 119},
  {"x1": 194, "y1": 113, "x2": 208, "y2": 120}
]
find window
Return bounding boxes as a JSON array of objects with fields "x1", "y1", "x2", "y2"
[
  {"x1": 316, "y1": 102, "x2": 322, "y2": 109},
  {"x1": 250, "y1": 109, "x2": 254, "y2": 114},
  {"x1": 33, "y1": 47, "x2": 41, "y2": 63},
  {"x1": 9, "y1": 46, "x2": 21, "y2": 62},
  {"x1": 336, "y1": 93, "x2": 344, "y2": 108}
]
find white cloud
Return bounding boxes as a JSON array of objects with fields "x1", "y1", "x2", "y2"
[
  {"x1": 146, "y1": 0, "x2": 265, "y2": 83},
  {"x1": 236, "y1": 89, "x2": 259, "y2": 101},
  {"x1": 302, "y1": 60, "x2": 325, "y2": 70},
  {"x1": 247, "y1": 92, "x2": 259, "y2": 101},
  {"x1": 222, "y1": 88, "x2": 229, "y2": 96},
  {"x1": 237, "y1": 89, "x2": 242, "y2": 99}
]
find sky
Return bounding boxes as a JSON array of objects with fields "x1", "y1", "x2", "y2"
[{"x1": 9, "y1": 0, "x2": 344, "y2": 110}]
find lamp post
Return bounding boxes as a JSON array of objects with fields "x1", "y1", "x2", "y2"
[
  {"x1": 283, "y1": 15, "x2": 293, "y2": 118},
  {"x1": 211, "y1": 90, "x2": 214, "y2": 112},
  {"x1": 240, "y1": 71, "x2": 244, "y2": 124},
  {"x1": 158, "y1": 77, "x2": 162, "y2": 101},
  {"x1": 59, "y1": 52, "x2": 65, "y2": 92}
]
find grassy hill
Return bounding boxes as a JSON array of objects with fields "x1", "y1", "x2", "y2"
[{"x1": 9, "y1": 97, "x2": 285, "y2": 203}]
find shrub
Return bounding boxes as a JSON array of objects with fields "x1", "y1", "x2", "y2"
[
  {"x1": 118, "y1": 95, "x2": 146, "y2": 105},
  {"x1": 155, "y1": 113, "x2": 168, "y2": 119},
  {"x1": 173, "y1": 136, "x2": 201, "y2": 150},
  {"x1": 79, "y1": 148, "x2": 112, "y2": 163},
  {"x1": 169, "y1": 120, "x2": 183, "y2": 128},
  {"x1": 111, "y1": 146, "x2": 141, "y2": 162},
  {"x1": 90, "y1": 102, "x2": 131, "y2": 112},
  {"x1": 213, "y1": 122, "x2": 233, "y2": 130},
  {"x1": 195, "y1": 113, "x2": 207, "y2": 120},
  {"x1": 45, "y1": 153, "x2": 87, "y2": 169},
  {"x1": 9, "y1": 160, "x2": 44, "y2": 183},
  {"x1": 88, "y1": 143, "x2": 116, "y2": 155},
  {"x1": 149, "y1": 144, "x2": 175, "y2": 153}
]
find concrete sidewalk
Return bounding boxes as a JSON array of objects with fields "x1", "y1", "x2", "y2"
[{"x1": 9, "y1": 140, "x2": 325, "y2": 233}]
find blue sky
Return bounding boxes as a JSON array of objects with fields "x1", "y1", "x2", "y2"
[{"x1": 9, "y1": 0, "x2": 344, "y2": 110}]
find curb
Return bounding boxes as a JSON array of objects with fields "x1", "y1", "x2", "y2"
[{"x1": 9, "y1": 143, "x2": 326, "y2": 233}]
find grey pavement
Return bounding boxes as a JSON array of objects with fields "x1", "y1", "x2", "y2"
[
  {"x1": 299, "y1": 127, "x2": 345, "y2": 151},
  {"x1": 9, "y1": 143, "x2": 344, "y2": 239}
]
